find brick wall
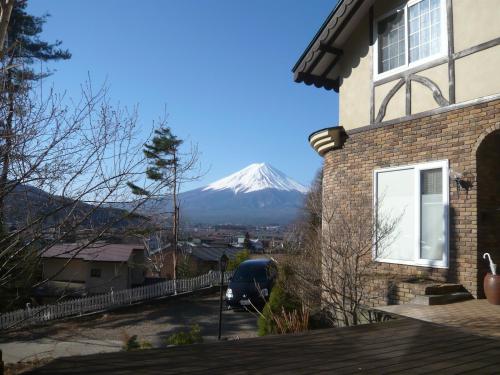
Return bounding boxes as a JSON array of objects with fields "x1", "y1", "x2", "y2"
[{"x1": 322, "y1": 98, "x2": 500, "y2": 304}]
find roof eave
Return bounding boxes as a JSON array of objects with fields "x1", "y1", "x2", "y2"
[
  {"x1": 292, "y1": 0, "x2": 365, "y2": 91},
  {"x1": 291, "y1": 0, "x2": 347, "y2": 73}
]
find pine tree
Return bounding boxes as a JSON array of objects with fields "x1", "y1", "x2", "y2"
[
  {"x1": 244, "y1": 231, "x2": 252, "y2": 251},
  {"x1": 0, "y1": 0, "x2": 71, "y2": 230},
  {"x1": 0, "y1": 1, "x2": 71, "y2": 309},
  {"x1": 128, "y1": 126, "x2": 183, "y2": 280}
]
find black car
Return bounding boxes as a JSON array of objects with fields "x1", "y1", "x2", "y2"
[{"x1": 225, "y1": 258, "x2": 277, "y2": 310}]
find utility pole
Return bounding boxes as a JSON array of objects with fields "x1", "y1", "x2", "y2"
[
  {"x1": 218, "y1": 253, "x2": 228, "y2": 340},
  {"x1": 172, "y1": 152, "x2": 179, "y2": 293}
]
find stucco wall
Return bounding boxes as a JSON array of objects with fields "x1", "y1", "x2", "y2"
[
  {"x1": 321, "y1": 98, "x2": 500, "y2": 304},
  {"x1": 339, "y1": 16, "x2": 371, "y2": 130},
  {"x1": 453, "y1": 0, "x2": 500, "y2": 52},
  {"x1": 43, "y1": 258, "x2": 87, "y2": 283},
  {"x1": 455, "y1": 45, "x2": 500, "y2": 103},
  {"x1": 411, "y1": 63, "x2": 449, "y2": 114},
  {"x1": 86, "y1": 261, "x2": 129, "y2": 294},
  {"x1": 374, "y1": 80, "x2": 406, "y2": 121}
]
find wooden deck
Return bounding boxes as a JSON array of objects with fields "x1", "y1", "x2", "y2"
[
  {"x1": 27, "y1": 318, "x2": 500, "y2": 374},
  {"x1": 378, "y1": 299, "x2": 500, "y2": 339}
]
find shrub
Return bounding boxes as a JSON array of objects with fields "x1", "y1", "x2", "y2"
[
  {"x1": 257, "y1": 281, "x2": 303, "y2": 336},
  {"x1": 272, "y1": 305, "x2": 310, "y2": 334},
  {"x1": 227, "y1": 250, "x2": 250, "y2": 271},
  {"x1": 166, "y1": 324, "x2": 203, "y2": 346},
  {"x1": 122, "y1": 333, "x2": 153, "y2": 351}
]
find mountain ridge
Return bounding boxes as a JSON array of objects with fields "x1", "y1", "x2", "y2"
[{"x1": 140, "y1": 163, "x2": 308, "y2": 225}]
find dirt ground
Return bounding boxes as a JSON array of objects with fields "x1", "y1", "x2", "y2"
[{"x1": 0, "y1": 293, "x2": 259, "y2": 365}]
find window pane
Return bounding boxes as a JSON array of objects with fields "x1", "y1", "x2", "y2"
[
  {"x1": 377, "y1": 169, "x2": 415, "y2": 261},
  {"x1": 421, "y1": 27, "x2": 430, "y2": 44},
  {"x1": 378, "y1": 11, "x2": 405, "y2": 73},
  {"x1": 408, "y1": 0, "x2": 442, "y2": 63},
  {"x1": 410, "y1": 48, "x2": 419, "y2": 62},
  {"x1": 420, "y1": 0, "x2": 429, "y2": 13},
  {"x1": 420, "y1": 169, "x2": 445, "y2": 260}
]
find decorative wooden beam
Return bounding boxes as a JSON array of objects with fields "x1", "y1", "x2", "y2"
[
  {"x1": 409, "y1": 75, "x2": 449, "y2": 107},
  {"x1": 406, "y1": 77, "x2": 411, "y2": 116},
  {"x1": 375, "y1": 78, "x2": 405, "y2": 123},
  {"x1": 303, "y1": 0, "x2": 364, "y2": 76},
  {"x1": 319, "y1": 42, "x2": 343, "y2": 56},
  {"x1": 373, "y1": 56, "x2": 448, "y2": 87},
  {"x1": 452, "y1": 36, "x2": 500, "y2": 60},
  {"x1": 320, "y1": 54, "x2": 342, "y2": 80},
  {"x1": 369, "y1": 5, "x2": 375, "y2": 124},
  {"x1": 446, "y1": 0, "x2": 456, "y2": 104}
]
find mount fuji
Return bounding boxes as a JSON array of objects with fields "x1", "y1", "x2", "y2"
[{"x1": 176, "y1": 163, "x2": 308, "y2": 225}]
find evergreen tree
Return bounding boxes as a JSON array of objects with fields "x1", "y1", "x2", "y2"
[
  {"x1": 0, "y1": 1, "x2": 71, "y2": 309},
  {"x1": 128, "y1": 126, "x2": 183, "y2": 280},
  {"x1": 243, "y1": 231, "x2": 252, "y2": 251},
  {"x1": 0, "y1": 0, "x2": 71, "y2": 230}
]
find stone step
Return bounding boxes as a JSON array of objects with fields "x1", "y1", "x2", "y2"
[
  {"x1": 424, "y1": 283, "x2": 465, "y2": 295},
  {"x1": 411, "y1": 292, "x2": 472, "y2": 306}
]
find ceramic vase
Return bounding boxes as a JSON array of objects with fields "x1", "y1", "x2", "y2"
[{"x1": 484, "y1": 273, "x2": 500, "y2": 305}]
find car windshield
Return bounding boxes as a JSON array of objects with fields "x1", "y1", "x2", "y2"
[{"x1": 232, "y1": 264, "x2": 269, "y2": 283}]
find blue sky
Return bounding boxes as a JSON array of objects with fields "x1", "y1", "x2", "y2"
[{"x1": 27, "y1": 0, "x2": 339, "y2": 191}]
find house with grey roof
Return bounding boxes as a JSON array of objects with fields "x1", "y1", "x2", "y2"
[{"x1": 40, "y1": 243, "x2": 146, "y2": 295}]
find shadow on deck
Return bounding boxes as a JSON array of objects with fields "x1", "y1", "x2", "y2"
[{"x1": 27, "y1": 318, "x2": 500, "y2": 374}]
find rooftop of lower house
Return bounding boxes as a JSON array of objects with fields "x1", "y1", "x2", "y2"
[
  {"x1": 186, "y1": 246, "x2": 241, "y2": 262},
  {"x1": 42, "y1": 243, "x2": 144, "y2": 262}
]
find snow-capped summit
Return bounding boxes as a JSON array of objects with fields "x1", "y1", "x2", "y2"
[
  {"x1": 133, "y1": 163, "x2": 308, "y2": 224},
  {"x1": 203, "y1": 163, "x2": 308, "y2": 194}
]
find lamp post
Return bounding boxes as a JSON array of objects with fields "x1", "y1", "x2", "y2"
[{"x1": 218, "y1": 252, "x2": 229, "y2": 340}]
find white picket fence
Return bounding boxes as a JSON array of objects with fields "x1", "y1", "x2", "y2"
[{"x1": 0, "y1": 271, "x2": 232, "y2": 330}]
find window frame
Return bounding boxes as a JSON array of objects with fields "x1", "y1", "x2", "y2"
[
  {"x1": 373, "y1": 160, "x2": 449, "y2": 268},
  {"x1": 373, "y1": 0, "x2": 448, "y2": 81},
  {"x1": 90, "y1": 268, "x2": 102, "y2": 278}
]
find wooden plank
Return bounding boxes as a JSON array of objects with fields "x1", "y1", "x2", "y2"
[
  {"x1": 369, "y1": 5, "x2": 375, "y2": 124},
  {"x1": 26, "y1": 319, "x2": 500, "y2": 375},
  {"x1": 319, "y1": 42, "x2": 343, "y2": 56},
  {"x1": 446, "y1": 0, "x2": 455, "y2": 104},
  {"x1": 373, "y1": 56, "x2": 448, "y2": 87}
]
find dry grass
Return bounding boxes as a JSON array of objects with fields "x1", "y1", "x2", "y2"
[{"x1": 272, "y1": 305, "x2": 310, "y2": 335}]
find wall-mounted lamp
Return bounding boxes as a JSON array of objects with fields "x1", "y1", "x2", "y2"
[{"x1": 450, "y1": 169, "x2": 474, "y2": 196}]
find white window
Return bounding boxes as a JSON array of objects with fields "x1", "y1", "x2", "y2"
[
  {"x1": 374, "y1": 160, "x2": 449, "y2": 268},
  {"x1": 374, "y1": 0, "x2": 447, "y2": 78},
  {"x1": 378, "y1": 10, "x2": 406, "y2": 73}
]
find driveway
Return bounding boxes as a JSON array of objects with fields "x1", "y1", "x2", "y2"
[{"x1": 0, "y1": 293, "x2": 258, "y2": 364}]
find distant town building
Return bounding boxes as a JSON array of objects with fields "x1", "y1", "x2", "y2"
[{"x1": 155, "y1": 245, "x2": 241, "y2": 279}]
